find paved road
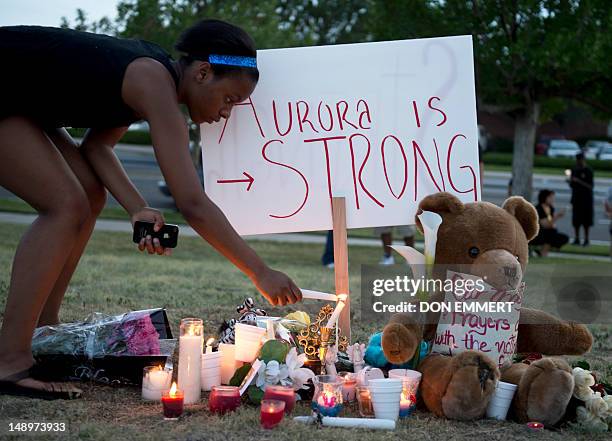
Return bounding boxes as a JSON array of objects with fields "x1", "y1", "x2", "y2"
[
  {"x1": 0, "y1": 211, "x2": 609, "y2": 262},
  {"x1": 1, "y1": 143, "x2": 611, "y2": 242}
]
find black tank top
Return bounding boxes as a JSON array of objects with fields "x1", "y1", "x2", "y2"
[{"x1": 0, "y1": 26, "x2": 179, "y2": 128}]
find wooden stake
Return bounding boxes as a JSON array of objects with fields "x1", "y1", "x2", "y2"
[{"x1": 332, "y1": 197, "x2": 350, "y2": 342}]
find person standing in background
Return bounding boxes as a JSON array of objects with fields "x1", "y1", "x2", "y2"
[{"x1": 568, "y1": 153, "x2": 594, "y2": 246}]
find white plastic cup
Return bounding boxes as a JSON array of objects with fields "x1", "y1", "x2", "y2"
[
  {"x1": 388, "y1": 369, "x2": 407, "y2": 378},
  {"x1": 368, "y1": 378, "x2": 404, "y2": 390},
  {"x1": 368, "y1": 379, "x2": 403, "y2": 421},
  {"x1": 486, "y1": 381, "x2": 518, "y2": 420},
  {"x1": 201, "y1": 352, "x2": 222, "y2": 391},
  {"x1": 235, "y1": 323, "x2": 266, "y2": 362},
  {"x1": 201, "y1": 371, "x2": 222, "y2": 391}
]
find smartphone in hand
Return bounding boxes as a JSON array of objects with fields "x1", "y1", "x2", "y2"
[{"x1": 132, "y1": 221, "x2": 179, "y2": 248}]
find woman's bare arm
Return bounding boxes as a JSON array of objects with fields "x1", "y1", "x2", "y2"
[
  {"x1": 122, "y1": 58, "x2": 301, "y2": 305},
  {"x1": 80, "y1": 126, "x2": 169, "y2": 254}
]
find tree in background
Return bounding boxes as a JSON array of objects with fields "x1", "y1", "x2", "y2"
[
  {"x1": 368, "y1": 0, "x2": 611, "y2": 199},
  {"x1": 274, "y1": 0, "x2": 371, "y2": 45},
  {"x1": 63, "y1": 1, "x2": 612, "y2": 199},
  {"x1": 62, "y1": 0, "x2": 300, "y2": 165}
]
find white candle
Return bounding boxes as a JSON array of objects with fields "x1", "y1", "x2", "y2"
[
  {"x1": 301, "y1": 289, "x2": 338, "y2": 302},
  {"x1": 142, "y1": 366, "x2": 171, "y2": 401},
  {"x1": 205, "y1": 337, "x2": 215, "y2": 354},
  {"x1": 178, "y1": 318, "x2": 203, "y2": 404},
  {"x1": 326, "y1": 294, "x2": 348, "y2": 328},
  {"x1": 293, "y1": 416, "x2": 396, "y2": 430},
  {"x1": 219, "y1": 343, "x2": 242, "y2": 385}
]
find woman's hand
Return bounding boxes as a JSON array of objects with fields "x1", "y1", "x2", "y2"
[
  {"x1": 251, "y1": 267, "x2": 302, "y2": 306},
  {"x1": 131, "y1": 206, "x2": 171, "y2": 256}
]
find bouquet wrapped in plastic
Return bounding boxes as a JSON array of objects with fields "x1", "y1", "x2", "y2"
[
  {"x1": 32, "y1": 308, "x2": 174, "y2": 385},
  {"x1": 32, "y1": 310, "x2": 166, "y2": 358}
]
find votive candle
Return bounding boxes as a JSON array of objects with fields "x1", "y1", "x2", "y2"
[
  {"x1": 263, "y1": 385, "x2": 296, "y2": 414},
  {"x1": 162, "y1": 383, "x2": 184, "y2": 420},
  {"x1": 142, "y1": 366, "x2": 171, "y2": 401},
  {"x1": 260, "y1": 399, "x2": 285, "y2": 429},
  {"x1": 208, "y1": 385, "x2": 241, "y2": 414},
  {"x1": 357, "y1": 386, "x2": 374, "y2": 418}
]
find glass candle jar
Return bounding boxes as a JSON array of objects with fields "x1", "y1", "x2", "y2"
[
  {"x1": 338, "y1": 371, "x2": 357, "y2": 402},
  {"x1": 178, "y1": 318, "x2": 203, "y2": 404},
  {"x1": 263, "y1": 385, "x2": 296, "y2": 415},
  {"x1": 356, "y1": 386, "x2": 374, "y2": 418},
  {"x1": 260, "y1": 399, "x2": 285, "y2": 429},
  {"x1": 142, "y1": 366, "x2": 172, "y2": 401},
  {"x1": 162, "y1": 383, "x2": 184, "y2": 420},
  {"x1": 208, "y1": 385, "x2": 241, "y2": 414},
  {"x1": 311, "y1": 375, "x2": 344, "y2": 417}
]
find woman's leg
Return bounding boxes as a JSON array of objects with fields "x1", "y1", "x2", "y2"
[
  {"x1": 36, "y1": 129, "x2": 106, "y2": 326},
  {"x1": 0, "y1": 117, "x2": 89, "y2": 392}
]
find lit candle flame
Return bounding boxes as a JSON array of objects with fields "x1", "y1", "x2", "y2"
[{"x1": 169, "y1": 382, "x2": 178, "y2": 397}]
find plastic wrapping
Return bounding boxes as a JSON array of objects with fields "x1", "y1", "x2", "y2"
[{"x1": 32, "y1": 308, "x2": 173, "y2": 359}]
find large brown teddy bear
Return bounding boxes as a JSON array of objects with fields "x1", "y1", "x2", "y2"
[{"x1": 382, "y1": 192, "x2": 593, "y2": 425}]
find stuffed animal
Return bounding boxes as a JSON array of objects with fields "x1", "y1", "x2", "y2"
[{"x1": 381, "y1": 192, "x2": 593, "y2": 425}]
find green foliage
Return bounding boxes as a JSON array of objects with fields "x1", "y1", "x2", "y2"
[
  {"x1": 62, "y1": 0, "x2": 611, "y2": 118},
  {"x1": 59, "y1": 1, "x2": 612, "y2": 198},
  {"x1": 113, "y1": 0, "x2": 301, "y2": 53},
  {"x1": 247, "y1": 385, "x2": 264, "y2": 404},
  {"x1": 276, "y1": 0, "x2": 372, "y2": 45},
  {"x1": 229, "y1": 362, "x2": 252, "y2": 387},
  {"x1": 573, "y1": 360, "x2": 591, "y2": 370},
  {"x1": 258, "y1": 339, "x2": 289, "y2": 363}
]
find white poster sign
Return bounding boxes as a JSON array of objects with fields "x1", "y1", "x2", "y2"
[{"x1": 202, "y1": 36, "x2": 480, "y2": 235}]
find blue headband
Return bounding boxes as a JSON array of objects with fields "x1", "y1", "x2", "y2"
[{"x1": 208, "y1": 54, "x2": 257, "y2": 68}]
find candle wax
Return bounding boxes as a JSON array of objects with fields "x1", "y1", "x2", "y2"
[
  {"x1": 263, "y1": 388, "x2": 296, "y2": 414},
  {"x1": 260, "y1": 405, "x2": 284, "y2": 429},
  {"x1": 209, "y1": 393, "x2": 241, "y2": 414},
  {"x1": 162, "y1": 392, "x2": 184, "y2": 420},
  {"x1": 357, "y1": 389, "x2": 374, "y2": 417},
  {"x1": 178, "y1": 334, "x2": 202, "y2": 404},
  {"x1": 148, "y1": 370, "x2": 170, "y2": 389},
  {"x1": 342, "y1": 379, "x2": 357, "y2": 402}
]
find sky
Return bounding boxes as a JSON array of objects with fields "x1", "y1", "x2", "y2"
[{"x1": 0, "y1": 0, "x2": 119, "y2": 27}]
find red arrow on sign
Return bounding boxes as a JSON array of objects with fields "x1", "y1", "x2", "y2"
[{"x1": 217, "y1": 172, "x2": 254, "y2": 191}]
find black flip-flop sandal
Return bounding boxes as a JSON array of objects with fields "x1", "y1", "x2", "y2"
[{"x1": 0, "y1": 368, "x2": 82, "y2": 400}]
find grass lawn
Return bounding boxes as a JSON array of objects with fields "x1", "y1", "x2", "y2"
[{"x1": 0, "y1": 222, "x2": 610, "y2": 440}]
